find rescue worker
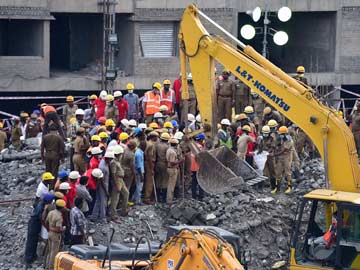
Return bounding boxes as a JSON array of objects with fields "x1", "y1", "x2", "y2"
[
  {"x1": 35, "y1": 172, "x2": 54, "y2": 204},
  {"x1": 124, "y1": 83, "x2": 140, "y2": 120},
  {"x1": 144, "y1": 131, "x2": 159, "y2": 204},
  {"x1": 69, "y1": 198, "x2": 87, "y2": 245},
  {"x1": 143, "y1": 82, "x2": 161, "y2": 123},
  {"x1": 273, "y1": 126, "x2": 294, "y2": 194},
  {"x1": 352, "y1": 106, "x2": 360, "y2": 155},
  {"x1": 293, "y1": 65, "x2": 308, "y2": 85},
  {"x1": 25, "y1": 114, "x2": 40, "y2": 138},
  {"x1": 20, "y1": 112, "x2": 29, "y2": 137},
  {"x1": 181, "y1": 73, "x2": 197, "y2": 123},
  {"x1": 216, "y1": 70, "x2": 235, "y2": 121},
  {"x1": 122, "y1": 140, "x2": 137, "y2": 193},
  {"x1": 11, "y1": 118, "x2": 22, "y2": 151},
  {"x1": 155, "y1": 132, "x2": 170, "y2": 202},
  {"x1": 237, "y1": 125, "x2": 255, "y2": 160},
  {"x1": 67, "y1": 171, "x2": 80, "y2": 208},
  {"x1": 133, "y1": 140, "x2": 146, "y2": 204},
  {"x1": 153, "y1": 112, "x2": 164, "y2": 128},
  {"x1": 105, "y1": 94, "x2": 119, "y2": 123},
  {"x1": 0, "y1": 122, "x2": 7, "y2": 151},
  {"x1": 268, "y1": 119, "x2": 279, "y2": 133},
  {"x1": 89, "y1": 146, "x2": 102, "y2": 169},
  {"x1": 218, "y1": 119, "x2": 232, "y2": 148},
  {"x1": 84, "y1": 94, "x2": 97, "y2": 125},
  {"x1": 93, "y1": 90, "x2": 107, "y2": 121},
  {"x1": 234, "y1": 78, "x2": 250, "y2": 114},
  {"x1": 45, "y1": 199, "x2": 65, "y2": 270},
  {"x1": 250, "y1": 90, "x2": 266, "y2": 123},
  {"x1": 110, "y1": 145, "x2": 129, "y2": 220},
  {"x1": 72, "y1": 127, "x2": 90, "y2": 175},
  {"x1": 42, "y1": 105, "x2": 66, "y2": 140},
  {"x1": 105, "y1": 119, "x2": 116, "y2": 135},
  {"x1": 41, "y1": 124, "x2": 65, "y2": 180},
  {"x1": 114, "y1": 90, "x2": 129, "y2": 122},
  {"x1": 179, "y1": 133, "x2": 192, "y2": 195},
  {"x1": 244, "y1": 106, "x2": 257, "y2": 132},
  {"x1": 166, "y1": 138, "x2": 182, "y2": 204},
  {"x1": 70, "y1": 109, "x2": 86, "y2": 140},
  {"x1": 160, "y1": 79, "x2": 176, "y2": 115},
  {"x1": 263, "y1": 107, "x2": 284, "y2": 126},
  {"x1": 63, "y1": 95, "x2": 78, "y2": 136}
]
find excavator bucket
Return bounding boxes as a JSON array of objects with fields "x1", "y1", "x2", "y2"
[{"x1": 196, "y1": 146, "x2": 267, "y2": 194}]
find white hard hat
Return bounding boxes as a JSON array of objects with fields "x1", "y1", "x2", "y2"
[
  {"x1": 59, "y1": 182, "x2": 71, "y2": 190},
  {"x1": 91, "y1": 168, "x2": 103, "y2": 178},
  {"x1": 187, "y1": 73, "x2": 192, "y2": 80},
  {"x1": 121, "y1": 119, "x2": 129, "y2": 127},
  {"x1": 75, "y1": 109, "x2": 85, "y2": 115},
  {"x1": 154, "y1": 112, "x2": 163, "y2": 119},
  {"x1": 187, "y1": 113, "x2": 195, "y2": 122},
  {"x1": 104, "y1": 151, "x2": 114, "y2": 159},
  {"x1": 174, "y1": 131, "x2": 184, "y2": 141},
  {"x1": 69, "y1": 171, "x2": 81, "y2": 180},
  {"x1": 114, "y1": 90, "x2": 122, "y2": 98},
  {"x1": 91, "y1": 147, "x2": 102, "y2": 155},
  {"x1": 100, "y1": 90, "x2": 107, "y2": 99},
  {"x1": 138, "y1": 123, "x2": 147, "y2": 129},
  {"x1": 220, "y1": 118, "x2": 231, "y2": 126},
  {"x1": 128, "y1": 119, "x2": 137, "y2": 127},
  {"x1": 113, "y1": 145, "x2": 124, "y2": 155},
  {"x1": 196, "y1": 114, "x2": 201, "y2": 122}
]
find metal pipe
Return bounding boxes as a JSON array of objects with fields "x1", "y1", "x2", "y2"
[
  {"x1": 262, "y1": 10, "x2": 269, "y2": 58},
  {"x1": 323, "y1": 137, "x2": 329, "y2": 189}
]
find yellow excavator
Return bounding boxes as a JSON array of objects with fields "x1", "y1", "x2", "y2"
[{"x1": 55, "y1": 4, "x2": 360, "y2": 270}]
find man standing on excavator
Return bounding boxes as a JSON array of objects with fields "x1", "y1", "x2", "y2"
[
  {"x1": 216, "y1": 70, "x2": 235, "y2": 122},
  {"x1": 293, "y1": 65, "x2": 309, "y2": 86}
]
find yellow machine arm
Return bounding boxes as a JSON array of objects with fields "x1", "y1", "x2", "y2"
[{"x1": 179, "y1": 4, "x2": 360, "y2": 193}]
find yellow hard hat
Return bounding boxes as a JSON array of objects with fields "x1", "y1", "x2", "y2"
[
  {"x1": 153, "y1": 82, "x2": 162, "y2": 90},
  {"x1": 169, "y1": 138, "x2": 179, "y2": 144},
  {"x1": 0, "y1": 122, "x2": 3, "y2": 129},
  {"x1": 119, "y1": 132, "x2": 129, "y2": 141},
  {"x1": 160, "y1": 132, "x2": 170, "y2": 140},
  {"x1": 235, "y1": 113, "x2": 248, "y2": 121},
  {"x1": 106, "y1": 95, "x2": 114, "y2": 102},
  {"x1": 89, "y1": 94, "x2": 97, "y2": 100},
  {"x1": 268, "y1": 119, "x2": 278, "y2": 128},
  {"x1": 99, "y1": 132, "x2": 109, "y2": 139},
  {"x1": 164, "y1": 121, "x2": 173, "y2": 128},
  {"x1": 263, "y1": 107, "x2": 272, "y2": 115},
  {"x1": 159, "y1": 105, "x2": 168, "y2": 112},
  {"x1": 20, "y1": 112, "x2": 29, "y2": 118},
  {"x1": 105, "y1": 119, "x2": 115, "y2": 127},
  {"x1": 242, "y1": 125, "x2": 251, "y2": 132},
  {"x1": 261, "y1": 125, "x2": 270, "y2": 134},
  {"x1": 69, "y1": 117, "x2": 76, "y2": 124},
  {"x1": 163, "y1": 79, "x2": 171, "y2": 85},
  {"x1": 296, "y1": 66, "x2": 305, "y2": 73},
  {"x1": 42, "y1": 172, "x2": 55, "y2": 181},
  {"x1": 126, "y1": 83, "x2": 135, "y2": 90},
  {"x1": 338, "y1": 111, "x2": 343, "y2": 117},
  {"x1": 149, "y1": 122, "x2": 158, "y2": 129},
  {"x1": 148, "y1": 131, "x2": 159, "y2": 137},
  {"x1": 244, "y1": 106, "x2": 254, "y2": 114},
  {"x1": 278, "y1": 126, "x2": 288, "y2": 134},
  {"x1": 354, "y1": 106, "x2": 358, "y2": 111},
  {"x1": 55, "y1": 199, "x2": 66, "y2": 208},
  {"x1": 91, "y1": 135, "x2": 101, "y2": 141},
  {"x1": 66, "y1": 95, "x2": 74, "y2": 102}
]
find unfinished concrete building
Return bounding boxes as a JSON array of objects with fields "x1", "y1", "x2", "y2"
[{"x1": 0, "y1": 0, "x2": 359, "y2": 94}]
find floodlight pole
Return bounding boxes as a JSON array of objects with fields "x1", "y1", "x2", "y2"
[{"x1": 262, "y1": 10, "x2": 269, "y2": 58}]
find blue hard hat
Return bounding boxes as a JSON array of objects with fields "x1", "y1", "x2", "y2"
[
  {"x1": 171, "y1": 120, "x2": 178, "y2": 128},
  {"x1": 133, "y1": 127, "x2": 142, "y2": 135},
  {"x1": 43, "y1": 193, "x2": 54, "y2": 203},
  {"x1": 196, "y1": 133, "x2": 205, "y2": 140},
  {"x1": 32, "y1": 109, "x2": 41, "y2": 115},
  {"x1": 58, "y1": 169, "x2": 69, "y2": 179}
]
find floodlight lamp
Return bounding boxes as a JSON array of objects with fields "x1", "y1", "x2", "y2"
[
  {"x1": 278, "y1": 6, "x2": 292, "y2": 22},
  {"x1": 240, "y1": 24, "x2": 256, "y2": 40},
  {"x1": 273, "y1": 31, "x2": 288, "y2": 46}
]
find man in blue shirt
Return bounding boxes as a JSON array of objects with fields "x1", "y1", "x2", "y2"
[
  {"x1": 124, "y1": 83, "x2": 140, "y2": 121},
  {"x1": 133, "y1": 141, "x2": 146, "y2": 204}
]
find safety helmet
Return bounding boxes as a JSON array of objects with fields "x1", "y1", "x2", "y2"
[
  {"x1": 154, "y1": 112, "x2": 163, "y2": 119},
  {"x1": 90, "y1": 135, "x2": 100, "y2": 142},
  {"x1": 89, "y1": 94, "x2": 97, "y2": 100},
  {"x1": 171, "y1": 120, "x2": 178, "y2": 128},
  {"x1": 40, "y1": 103, "x2": 48, "y2": 108},
  {"x1": 100, "y1": 90, "x2": 108, "y2": 99},
  {"x1": 128, "y1": 119, "x2": 137, "y2": 127},
  {"x1": 104, "y1": 151, "x2": 114, "y2": 159},
  {"x1": 66, "y1": 95, "x2": 74, "y2": 102},
  {"x1": 91, "y1": 169, "x2": 103, "y2": 179},
  {"x1": 59, "y1": 182, "x2": 71, "y2": 190},
  {"x1": 173, "y1": 131, "x2": 184, "y2": 141},
  {"x1": 149, "y1": 122, "x2": 158, "y2": 129},
  {"x1": 169, "y1": 138, "x2": 179, "y2": 144},
  {"x1": 138, "y1": 123, "x2": 147, "y2": 129},
  {"x1": 98, "y1": 116, "x2": 107, "y2": 125},
  {"x1": 187, "y1": 113, "x2": 195, "y2": 122},
  {"x1": 133, "y1": 127, "x2": 142, "y2": 135},
  {"x1": 220, "y1": 119, "x2": 231, "y2": 126},
  {"x1": 164, "y1": 121, "x2": 173, "y2": 128},
  {"x1": 296, "y1": 66, "x2": 305, "y2": 73},
  {"x1": 163, "y1": 79, "x2": 171, "y2": 85},
  {"x1": 263, "y1": 107, "x2": 272, "y2": 115},
  {"x1": 268, "y1": 119, "x2": 278, "y2": 128},
  {"x1": 126, "y1": 83, "x2": 135, "y2": 90},
  {"x1": 354, "y1": 106, "x2": 358, "y2": 111},
  {"x1": 148, "y1": 131, "x2": 159, "y2": 137},
  {"x1": 91, "y1": 147, "x2": 102, "y2": 155},
  {"x1": 20, "y1": 112, "x2": 29, "y2": 118},
  {"x1": 235, "y1": 113, "x2": 248, "y2": 121},
  {"x1": 69, "y1": 117, "x2": 76, "y2": 124},
  {"x1": 105, "y1": 119, "x2": 115, "y2": 127},
  {"x1": 0, "y1": 122, "x2": 4, "y2": 129},
  {"x1": 242, "y1": 125, "x2": 251, "y2": 132},
  {"x1": 69, "y1": 171, "x2": 81, "y2": 180},
  {"x1": 195, "y1": 114, "x2": 201, "y2": 122},
  {"x1": 113, "y1": 145, "x2": 124, "y2": 155},
  {"x1": 55, "y1": 199, "x2": 66, "y2": 208},
  {"x1": 244, "y1": 106, "x2": 254, "y2": 114},
  {"x1": 75, "y1": 109, "x2": 85, "y2": 116},
  {"x1": 120, "y1": 119, "x2": 129, "y2": 127},
  {"x1": 42, "y1": 172, "x2": 55, "y2": 181},
  {"x1": 106, "y1": 95, "x2": 114, "y2": 102},
  {"x1": 250, "y1": 90, "x2": 259, "y2": 97},
  {"x1": 338, "y1": 111, "x2": 343, "y2": 117},
  {"x1": 195, "y1": 133, "x2": 205, "y2": 140},
  {"x1": 261, "y1": 125, "x2": 271, "y2": 134},
  {"x1": 54, "y1": 191, "x2": 64, "y2": 199},
  {"x1": 153, "y1": 82, "x2": 162, "y2": 90},
  {"x1": 160, "y1": 132, "x2": 170, "y2": 140},
  {"x1": 159, "y1": 105, "x2": 168, "y2": 112},
  {"x1": 119, "y1": 132, "x2": 129, "y2": 141},
  {"x1": 278, "y1": 126, "x2": 289, "y2": 134},
  {"x1": 99, "y1": 132, "x2": 109, "y2": 139},
  {"x1": 114, "y1": 91, "x2": 122, "y2": 98},
  {"x1": 187, "y1": 73, "x2": 192, "y2": 80}
]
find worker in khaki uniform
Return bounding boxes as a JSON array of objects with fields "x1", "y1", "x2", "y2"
[
  {"x1": 263, "y1": 107, "x2": 284, "y2": 127},
  {"x1": 181, "y1": 73, "x2": 197, "y2": 123},
  {"x1": 110, "y1": 145, "x2": 128, "y2": 221},
  {"x1": 166, "y1": 138, "x2": 182, "y2": 204},
  {"x1": 237, "y1": 125, "x2": 255, "y2": 160},
  {"x1": 41, "y1": 124, "x2": 65, "y2": 180},
  {"x1": 234, "y1": 78, "x2": 250, "y2": 114},
  {"x1": 45, "y1": 199, "x2": 65, "y2": 270},
  {"x1": 155, "y1": 132, "x2": 170, "y2": 202},
  {"x1": 216, "y1": 70, "x2": 235, "y2": 122},
  {"x1": 293, "y1": 65, "x2": 309, "y2": 86},
  {"x1": 179, "y1": 134, "x2": 192, "y2": 193},
  {"x1": 250, "y1": 91, "x2": 266, "y2": 124},
  {"x1": 105, "y1": 94, "x2": 119, "y2": 123},
  {"x1": 63, "y1": 96, "x2": 78, "y2": 137},
  {"x1": 11, "y1": 118, "x2": 22, "y2": 151},
  {"x1": 0, "y1": 122, "x2": 7, "y2": 151},
  {"x1": 121, "y1": 140, "x2": 136, "y2": 191},
  {"x1": 352, "y1": 107, "x2": 360, "y2": 155},
  {"x1": 72, "y1": 127, "x2": 90, "y2": 175},
  {"x1": 144, "y1": 131, "x2": 159, "y2": 204},
  {"x1": 273, "y1": 126, "x2": 294, "y2": 194}
]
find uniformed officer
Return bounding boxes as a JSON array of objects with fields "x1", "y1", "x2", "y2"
[
  {"x1": 105, "y1": 94, "x2": 119, "y2": 123},
  {"x1": 234, "y1": 78, "x2": 250, "y2": 114},
  {"x1": 121, "y1": 140, "x2": 136, "y2": 192},
  {"x1": 11, "y1": 118, "x2": 22, "y2": 151},
  {"x1": 155, "y1": 132, "x2": 170, "y2": 202},
  {"x1": 263, "y1": 107, "x2": 284, "y2": 126},
  {"x1": 217, "y1": 70, "x2": 235, "y2": 121},
  {"x1": 72, "y1": 127, "x2": 90, "y2": 175},
  {"x1": 181, "y1": 73, "x2": 197, "y2": 123},
  {"x1": 144, "y1": 131, "x2": 159, "y2": 204},
  {"x1": 250, "y1": 90, "x2": 266, "y2": 122},
  {"x1": 352, "y1": 107, "x2": 360, "y2": 155},
  {"x1": 0, "y1": 122, "x2": 7, "y2": 151},
  {"x1": 237, "y1": 125, "x2": 255, "y2": 160},
  {"x1": 63, "y1": 96, "x2": 78, "y2": 137},
  {"x1": 166, "y1": 138, "x2": 182, "y2": 204}
]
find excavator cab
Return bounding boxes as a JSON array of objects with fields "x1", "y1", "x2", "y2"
[{"x1": 290, "y1": 189, "x2": 360, "y2": 270}]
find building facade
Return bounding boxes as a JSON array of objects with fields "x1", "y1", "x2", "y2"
[{"x1": 0, "y1": 0, "x2": 359, "y2": 92}]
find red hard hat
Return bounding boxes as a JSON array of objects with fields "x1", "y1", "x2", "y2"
[{"x1": 98, "y1": 116, "x2": 107, "y2": 124}]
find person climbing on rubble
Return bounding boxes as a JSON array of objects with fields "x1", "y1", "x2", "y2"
[{"x1": 11, "y1": 117, "x2": 22, "y2": 151}]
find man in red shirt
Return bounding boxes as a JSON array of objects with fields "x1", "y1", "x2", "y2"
[
  {"x1": 89, "y1": 147, "x2": 102, "y2": 169},
  {"x1": 172, "y1": 73, "x2": 182, "y2": 119},
  {"x1": 67, "y1": 171, "x2": 80, "y2": 208},
  {"x1": 93, "y1": 90, "x2": 108, "y2": 121},
  {"x1": 114, "y1": 90, "x2": 129, "y2": 121}
]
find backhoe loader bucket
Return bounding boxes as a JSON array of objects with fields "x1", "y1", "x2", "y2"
[{"x1": 196, "y1": 146, "x2": 267, "y2": 194}]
